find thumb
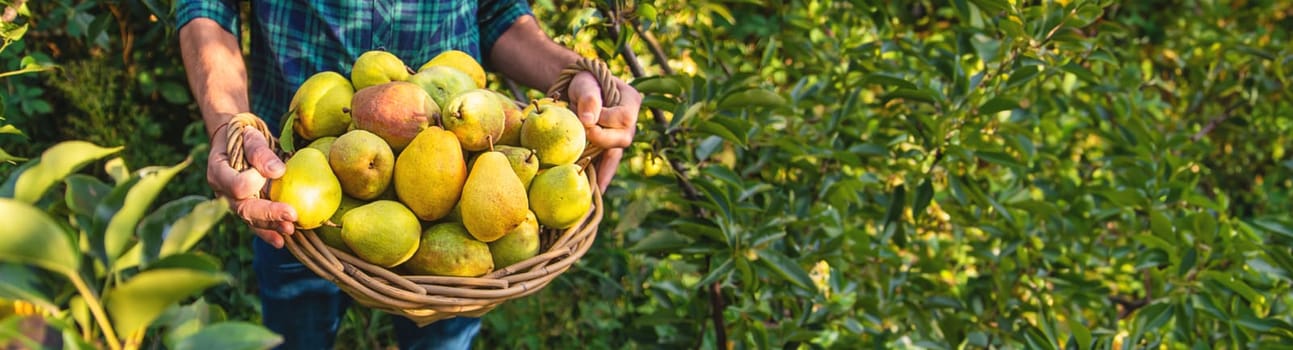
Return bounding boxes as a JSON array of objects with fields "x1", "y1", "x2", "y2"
[{"x1": 568, "y1": 71, "x2": 602, "y2": 128}]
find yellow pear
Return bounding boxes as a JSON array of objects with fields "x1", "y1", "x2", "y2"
[
  {"x1": 493, "y1": 91, "x2": 526, "y2": 146},
  {"x1": 418, "y1": 50, "x2": 486, "y2": 89},
  {"x1": 489, "y1": 211, "x2": 539, "y2": 268},
  {"x1": 290, "y1": 72, "x2": 354, "y2": 140},
  {"x1": 394, "y1": 126, "x2": 467, "y2": 221},
  {"x1": 316, "y1": 195, "x2": 365, "y2": 253},
  {"x1": 520, "y1": 99, "x2": 585, "y2": 166},
  {"x1": 305, "y1": 136, "x2": 337, "y2": 158},
  {"x1": 401, "y1": 222, "x2": 492, "y2": 277},
  {"x1": 443, "y1": 89, "x2": 505, "y2": 151},
  {"x1": 340, "y1": 200, "x2": 421, "y2": 267},
  {"x1": 528, "y1": 164, "x2": 592, "y2": 229},
  {"x1": 407, "y1": 66, "x2": 477, "y2": 111},
  {"x1": 269, "y1": 148, "x2": 342, "y2": 230},
  {"x1": 351, "y1": 50, "x2": 412, "y2": 90},
  {"x1": 460, "y1": 150, "x2": 528, "y2": 242}
]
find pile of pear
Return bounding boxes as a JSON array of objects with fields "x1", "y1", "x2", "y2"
[{"x1": 269, "y1": 50, "x2": 594, "y2": 277}]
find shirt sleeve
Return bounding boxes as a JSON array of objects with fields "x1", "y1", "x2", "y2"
[
  {"x1": 477, "y1": 0, "x2": 534, "y2": 60},
  {"x1": 174, "y1": 0, "x2": 241, "y2": 36}
]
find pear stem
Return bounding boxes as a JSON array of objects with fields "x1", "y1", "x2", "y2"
[
  {"x1": 487, "y1": 135, "x2": 495, "y2": 152},
  {"x1": 323, "y1": 220, "x2": 340, "y2": 228}
]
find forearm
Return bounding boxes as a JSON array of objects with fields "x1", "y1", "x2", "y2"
[
  {"x1": 179, "y1": 18, "x2": 250, "y2": 138},
  {"x1": 489, "y1": 15, "x2": 582, "y2": 94}
]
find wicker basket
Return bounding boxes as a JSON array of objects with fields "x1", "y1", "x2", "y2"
[{"x1": 222, "y1": 58, "x2": 621, "y2": 326}]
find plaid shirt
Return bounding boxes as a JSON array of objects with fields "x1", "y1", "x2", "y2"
[{"x1": 175, "y1": 0, "x2": 532, "y2": 132}]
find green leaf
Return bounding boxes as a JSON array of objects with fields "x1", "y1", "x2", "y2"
[
  {"x1": 104, "y1": 157, "x2": 130, "y2": 184},
  {"x1": 629, "y1": 230, "x2": 695, "y2": 253},
  {"x1": 1007, "y1": 65, "x2": 1043, "y2": 87},
  {"x1": 912, "y1": 179, "x2": 934, "y2": 220},
  {"x1": 105, "y1": 268, "x2": 230, "y2": 337},
  {"x1": 148, "y1": 253, "x2": 221, "y2": 273},
  {"x1": 0, "y1": 199, "x2": 78, "y2": 274},
  {"x1": 632, "y1": 76, "x2": 685, "y2": 97},
  {"x1": 635, "y1": 3, "x2": 657, "y2": 22},
  {"x1": 976, "y1": 150, "x2": 1025, "y2": 169},
  {"x1": 882, "y1": 88, "x2": 938, "y2": 105},
  {"x1": 697, "y1": 256, "x2": 734, "y2": 287},
  {"x1": 1178, "y1": 247, "x2": 1197, "y2": 277},
  {"x1": 970, "y1": 0, "x2": 1010, "y2": 13},
  {"x1": 755, "y1": 249, "x2": 815, "y2": 290},
  {"x1": 0, "y1": 264, "x2": 57, "y2": 313},
  {"x1": 1067, "y1": 317, "x2": 1091, "y2": 350},
  {"x1": 978, "y1": 96, "x2": 1020, "y2": 115},
  {"x1": 1201, "y1": 271, "x2": 1263, "y2": 304},
  {"x1": 0, "y1": 148, "x2": 26, "y2": 164},
  {"x1": 173, "y1": 321, "x2": 282, "y2": 350},
  {"x1": 278, "y1": 111, "x2": 297, "y2": 154},
  {"x1": 11, "y1": 141, "x2": 122, "y2": 203},
  {"x1": 135, "y1": 196, "x2": 204, "y2": 264},
  {"x1": 717, "y1": 88, "x2": 786, "y2": 110},
  {"x1": 1150, "y1": 209, "x2": 1173, "y2": 238},
  {"x1": 882, "y1": 185, "x2": 907, "y2": 246},
  {"x1": 105, "y1": 157, "x2": 192, "y2": 265},
  {"x1": 157, "y1": 197, "x2": 228, "y2": 259},
  {"x1": 861, "y1": 74, "x2": 917, "y2": 90},
  {"x1": 64, "y1": 174, "x2": 110, "y2": 217}
]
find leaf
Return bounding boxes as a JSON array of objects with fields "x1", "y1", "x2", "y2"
[
  {"x1": 882, "y1": 88, "x2": 938, "y2": 105},
  {"x1": 148, "y1": 253, "x2": 221, "y2": 273},
  {"x1": 629, "y1": 230, "x2": 695, "y2": 253},
  {"x1": 912, "y1": 179, "x2": 934, "y2": 220},
  {"x1": 135, "y1": 196, "x2": 204, "y2": 264},
  {"x1": 105, "y1": 157, "x2": 192, "y2": 265},
  {"x1": 970, "y1": 0, "x2": 1011, "y2": 13},
  {"x1": 1007, "y1": 65, "x2": 1043, "y2": 87},
  {"x1": 0, "y1": 264, "x2": 57, "y2": 313},
  {"x1": 0, "y1": 148, "x2": 26, "y2": 163},
  {"x1": 64, "y1": 174, "x2": 110, "y2": 217},
  {"x1": 1067, "y1": 317, "x2": 1092, "y2": 350},
  {"x1": 717, "y1": 88, "x2": 786, "y2": 110},
  {"x1": 104, "y1": 157, "x2": 130, "y2": 184},
  {"x1": 976, "y1": 150, "x2": 1025, "y2": 169},
  {"x1": 697, "y1": 256, "x2": 734, "y2": 287},
  {"x1": 278, "y1": 111, "x2": 297, "y2": 154},
  {"x1": 882, "y1": 185, "x2": 907, "y2": 246},
  {"x1": 861, "y1": 74, "x2": 917, "y2": 90},
  {"x1": 173, "y1": 322, "x2": 282, "y2": 350},
  {"x1": 0, "y1": 199, "x2": 79, "y2": 275},
  {"x1": 159, "y1": 82, "x2": 192, "y2": 104},
  {"x1": 1252, "y1": 218, "x2": 1293, "y2": 240},
  {"x1": 158, "y1": 197, "x2": 228, "y2": 259},
  {"x1": 1150, "y1": 209, "x2": 1173, "y2": 238},
  {"x1": 632, "y1": 76, "x2": 685, "y2": 97},
  {"x1": 105, "y1": 268, "x2": 230, "y2": 337},
  {"x1": 978, "y1": 96, "x2": 1020, "y2": 115},
  {"x1": 11, "y1": 141, "x2": 123, "y2": 203},
  {"x1": 755, "y1": 249, "x2": 815, "y2": 290}
]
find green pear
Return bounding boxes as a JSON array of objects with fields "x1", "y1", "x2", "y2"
[
  {"x1": 316, "y1": 196, "x2": 365, "y2": 253},
  {"x1": 489, "y1": 211, "x2": 539, "y2": 268},
  {"x1": 305, "y1": 136, "x2": 338, "y2": 157},
  {"x1": 351, "y1": 50, "x2": 413, "y2": 90},
  {"x1": 401, "y1": 222, "x2": 492, "y2": 277},
  {"x1": 269, "y1": 148, "x2": 342, "y2": 230},
  {"x1": 460, "y1": 151, "x2": 529, "y2": 242},
  {"x1": 341, "y1": 200, "x2": 421, "y2": 267},
  {"x1": 329, "y1": 130, "x2": 395, "y2": 200},
  {"x1": 394, "y1": 126, "x2": 467, "y2": 221},
  {"x1": 520, "y1": 99, "x2": 586, "y2": 166},
  {"x1": 494, "y1": 145, "x2": 539, "y2": 188},
  {"x1": 290, "y1": 72, "x2": 354, "y2": 140},
  {"x1": 443, "y1": 89, "x2": 505, "y2": 152},
  {"x1": 406, "y1": 66, "x2": 477, "y2": 111},
  {"x1": 528, "y1": 164, "x2": 592, "y2": 229},
  {"x1": 348, "y1": 81, "x2": 438, "y2": 151}
]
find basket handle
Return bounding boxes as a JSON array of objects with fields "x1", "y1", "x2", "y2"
[{"x1": 222, "y1": 113, "x2": 277, "y2": 197}]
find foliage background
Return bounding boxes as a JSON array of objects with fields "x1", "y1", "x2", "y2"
[{"x1": 4, "y1": 0, "x2": 1293, "y2": 348}]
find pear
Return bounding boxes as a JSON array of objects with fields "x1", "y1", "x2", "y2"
[
  {"x1": 269, "y1": 148, "x2": 342, "y2": 230},
  {"x1": 443, "y1": 89, "x2": 505, "y2": 152},
  {"x1": 394, "y1": 126, "x2": 467, "y2": 221},
  {"x1": 528, "y1": 164, "x2": 592, "y2": 229},
  {"x1": 407, "y1": 66, "x2": 477, "y2": 111},
  {"x1": 417, "y1": 50, "x2": 486, "y2": 89},
  {"x1": 329, "y1": 130, "x2": 395, "y2": 200},
  {"x1": 349, "y1": 81, "x2": 438, "y2": 151},
  {"x1": 351, "y1": 50, "x2": 413, "y2": 90},
  {"x1": 401, "y1": 222, "x2": 492, "y2": 277},
  {"x1": 493, "y1": 91, "x2": 526, "y2": 146},
  {"x1": 290, "y1": 72, "x2": 354, "y2": 140},
  {"x1": 489, "y1": 211, "x2": 539, "y2": 268},
  {"x1": 520, "y1": 99, "x2": 586, "y2": 166},
  {"x1": 305, "y1": 136, "x2": 337, "y2": 157},
  {"x1": 316, "y1": 195, "x2": 365, "y2": 253},
  {"x1": 494, "y1": 145, "x2": 539, "y2": 188},
  {"x1": 460, "y1": 150, "x2": 529, "y2": 242},
  {"x1": 340, "y1": 200, "x2": 421, "y2": 268}
]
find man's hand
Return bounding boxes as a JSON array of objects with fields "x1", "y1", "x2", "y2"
[
  {"x1": 207, "y1": 119, "x2": 298, "y2": 248},
  {"x1": 567, "y1": 71, "x2": 643, "y2": 191}
]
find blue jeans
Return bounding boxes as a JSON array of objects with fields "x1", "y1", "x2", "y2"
[{"x1": 253, "y1": 239, "x2": 481, "y2": 349}]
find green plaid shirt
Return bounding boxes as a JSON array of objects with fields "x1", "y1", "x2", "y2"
[{"x1": 175, "y1": 0, "x2": 532, "y2": 132}]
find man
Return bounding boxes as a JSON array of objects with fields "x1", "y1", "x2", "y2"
[{"x1": 175, "y1": 1, "x2": 641, "y2": 348}]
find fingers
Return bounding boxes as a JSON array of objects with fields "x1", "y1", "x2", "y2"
[
  {"x1": 242, "y1": 128, "x2": 286, "y2": 179},
  {"x1": 233, "y1": 198, "x2": 298, "y2": 244},
  {"x1": 252, "y1": 227, "x2": 286, "y2": 249},
  {"x1": 569, "y1": 72, "x2": 603, "y2": 128},
  {"x1": 595, "y1": 147, "x2": 623, "y2": 192}
]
